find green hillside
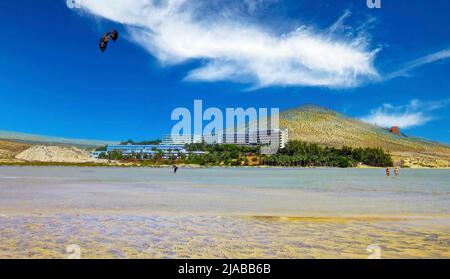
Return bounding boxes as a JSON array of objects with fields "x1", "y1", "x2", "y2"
[{"x1": 280, "y1": 105, "x2": 450, "y2": 168}]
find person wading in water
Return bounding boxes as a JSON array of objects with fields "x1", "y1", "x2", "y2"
[
  {"x1": 394, "y1": 167, "x2": 399, "y2": 177},
  {"x1": 386, "y1": 168, "x2": 391, "y2": 177}
]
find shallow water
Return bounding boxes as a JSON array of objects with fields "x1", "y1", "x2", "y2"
[{"x1": 0, "y1": 167, "x2": 449, "y2": 258}]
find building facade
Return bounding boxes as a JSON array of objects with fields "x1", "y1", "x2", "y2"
[
  {"x1": 91, "y1": 144, "x2": 205, "y2": 159},
  {"x1": 92, "y1": 128, "x2": 289, "y2": 158},
  {"x1": 163, "y1": 128, "x2": 289, "y2": 149}
]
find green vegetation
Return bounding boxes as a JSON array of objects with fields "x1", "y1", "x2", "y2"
[
  {"x1": 183, "y1": 141, "x2": 392, "y2": 167},
  {"x1": 96, "y1": 143, "x2": 261, "y2": 166},
  {"x1": 185, "y1": 143, "x2": 260, "y2": 166},
  {"x1": 94, "y1": 141, "x2": 392, "y2": 168},
  {"x1": 98, "y1": 150, "x2": 124, "y2": 160},
  {"x1": 262, "y1": 141, "x2": 393, "y2": 167}
]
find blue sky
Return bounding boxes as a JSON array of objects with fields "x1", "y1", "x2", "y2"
[{"x1": 1, "y1": 0, "x2": 450, "y2": 143}]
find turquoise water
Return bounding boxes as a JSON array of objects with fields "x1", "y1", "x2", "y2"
[
  {"x1": 1, "y1": 167, "x2": 449, "y2": 259},
  {"x1": 0, "y1": 167, "x2": 449, "y2": 216}
]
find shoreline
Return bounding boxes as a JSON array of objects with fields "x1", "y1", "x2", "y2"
[
  {"x1": 1, "y1": 207, "x2": 449, "y2": 221},
  {"x1": 1, "y1": 161, "x2": 450, "y2": 169}
]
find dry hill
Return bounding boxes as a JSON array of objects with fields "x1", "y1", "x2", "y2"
[
  {"x1": 15, "y1": 145, "x2": 104, "y2": 163},
  {"x1": 0, "y1": 140, "x2": 31, "y2": 160},
  {"x1": 280, "y1": 106, "x2": 450, "y2": 168}
]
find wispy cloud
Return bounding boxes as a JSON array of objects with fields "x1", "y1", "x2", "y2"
[
  {"x1": 242, "y1": 0, "x2": 278, "y2": 15},
  {"x1": 327, "y1": 9, "x2": 352, "y2": 35},
  {"x1": 385, "y1": 49, "x2": 450, "y2": 80},
  {"x1": 72, "y1": 0, "x2": 379, "y2": 88},
  {"x1": 361, "y1": 99, "x2": 450, "y2": 129}
]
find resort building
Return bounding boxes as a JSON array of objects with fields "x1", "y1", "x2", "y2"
[
  {"x1": 161, "y1": 135, "x2": 196, "y2": 145},
  {"x1": 165, "y1": 128, "x2": 289, "y2": 149},
  {"x1": 92, "y1": 128, "x2": 288, "y2": 158},
  {"x1": 91, "y1": 144, "x2": 205, "y2": 159}
]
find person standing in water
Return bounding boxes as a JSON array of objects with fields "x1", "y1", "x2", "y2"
[
  {"x1": 394, "y1": 167, "x2": 399, "y2": 177},
  {"x1": 173, "y1": 165, "x2": 179, "y2": 174},
  {"x1": 386, "y1": 168, "x2": 391, "y2": 177}
]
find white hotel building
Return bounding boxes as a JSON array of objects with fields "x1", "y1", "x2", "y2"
[
  {"x1": 91, "y1": 129, "x2": 288, "y2": 158},
  {"x1": 162, "y1": 128, "x2": 289, "y2": 149}
]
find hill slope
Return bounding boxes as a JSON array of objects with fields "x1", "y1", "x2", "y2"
[
  {"x1": 0, "y1": 130, "x2": 116, "y2": 148},
  {"x1": 280, "y1": 106, "x2": 450, "y2": 168},
  {"x1": 0, "y1": 140, "x2": 31, "y2": 160},
  {"x1": 15, "y1": 146, "x2": 105, "y2": 163}
]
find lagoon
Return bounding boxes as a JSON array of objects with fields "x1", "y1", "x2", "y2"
[{"x1": 0, "y1": 167, "x2": 449, "y2": 258}]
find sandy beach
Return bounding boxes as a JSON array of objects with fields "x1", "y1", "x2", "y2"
[{"x1": 0, "y1": 167, "x2": 449, "y2": 258}]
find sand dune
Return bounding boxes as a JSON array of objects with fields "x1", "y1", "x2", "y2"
[{"x1": 15, "y1": 145, "x2": 101, "y2": 163}]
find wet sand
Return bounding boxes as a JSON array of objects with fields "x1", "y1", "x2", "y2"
[{"x1": 0, "y1": 167, "x2": 449, "y2": 258}]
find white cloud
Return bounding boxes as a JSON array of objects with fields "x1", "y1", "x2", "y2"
[
  {"x1": 73, "y1": 0, "x2": 379, "y2": 88},
  {"x1": 361, "y1": 99, "x2": 450, "y2": 129}
]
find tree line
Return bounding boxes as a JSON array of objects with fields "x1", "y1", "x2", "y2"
[
  {"x1": 96, "y1": 140, "x2": 393, "y2": 168},
  {"x1": 262, "y1": 141, "x2": 393, "y2": 167}
]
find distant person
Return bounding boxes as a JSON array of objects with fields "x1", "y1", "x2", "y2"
[
  {"x1": 386, "y1": 168, "x2": 390, "y2": 177},
  {"x1": 394, "y1": 167, "x2": 399, "y2": 177},
  {"x1": 173, "y1": 165, "x2": 179, "y2": 174}
]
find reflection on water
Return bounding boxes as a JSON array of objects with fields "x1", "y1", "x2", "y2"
[{"x1": 0, "y1": 167, "x2": 449, "y2": 258}]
